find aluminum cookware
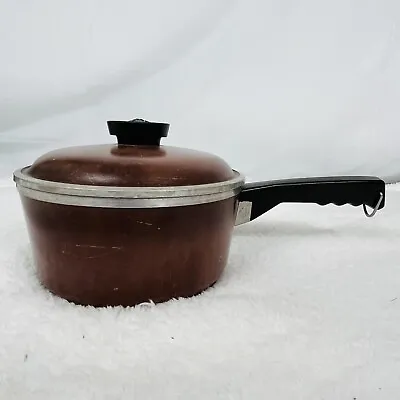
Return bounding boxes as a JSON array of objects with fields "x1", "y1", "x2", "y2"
[{"x1": 13, "y1": 119, "x2": 386, "y2": 306}]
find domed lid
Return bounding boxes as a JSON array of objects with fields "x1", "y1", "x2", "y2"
[{"x1": 21, "y1": 118, "x2": 236, "y2": 187}]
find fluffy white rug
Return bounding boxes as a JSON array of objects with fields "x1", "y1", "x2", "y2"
[{"x1": 1, "y1": 183, "x2": 399, "y2": 399}]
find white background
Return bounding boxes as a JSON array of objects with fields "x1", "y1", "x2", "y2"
[{"x1": 1, "y1": 0, "x2": 400, "y2": 182}]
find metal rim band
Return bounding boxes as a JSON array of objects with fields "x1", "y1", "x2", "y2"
[{"x1": 13, "y1": 167, "x2": 245, "y2": 208}]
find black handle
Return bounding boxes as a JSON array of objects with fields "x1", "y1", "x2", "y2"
[
  {"x1": 107, "y1": 118, "x2": 169, "y2": 146},
  {"x1": 238, "y1": 176, "x2": 385, "y2": 222}
]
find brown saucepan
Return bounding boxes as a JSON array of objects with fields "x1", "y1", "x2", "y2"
[{"x1": 13, "y1": 119, "x2": 386, "y2": 307}]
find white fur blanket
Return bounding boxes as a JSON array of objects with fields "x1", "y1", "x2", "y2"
[{"x1": 1, "y1": 184, "x2": 399, "y2": 399}]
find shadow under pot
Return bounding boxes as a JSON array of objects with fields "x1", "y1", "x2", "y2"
[{"x1": 13, "y1": 119, "x2": 386, "y2": 307}]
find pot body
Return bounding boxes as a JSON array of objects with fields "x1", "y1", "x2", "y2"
[{"x1": 20, "y1": 195, "x2": 238, "y2": 307}]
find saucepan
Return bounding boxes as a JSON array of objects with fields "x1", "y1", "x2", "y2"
[{"x1": 13, "y1": 119, "x2": 386, "y2": 307}]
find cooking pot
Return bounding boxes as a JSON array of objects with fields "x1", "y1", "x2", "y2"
[{"x1": 13, "y1": 119, "x2": 386, "y2": 307}]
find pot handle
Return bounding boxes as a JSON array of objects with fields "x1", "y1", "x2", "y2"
[{"x1": 235, "y1": 176, "x2": 385, "y2": 225}]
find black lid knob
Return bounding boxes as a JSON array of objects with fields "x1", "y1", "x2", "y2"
[{"x1": 107, "y1": 118, "x2": 169, "y2": 146}]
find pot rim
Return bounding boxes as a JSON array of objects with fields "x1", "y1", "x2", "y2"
[{"x1": 13, "y1": 167, "x2": 245, "y2": 208}]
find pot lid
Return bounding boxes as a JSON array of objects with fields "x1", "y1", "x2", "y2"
[{"x1": 22, "y1": 118, "x2": 236, "y2": 187}]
